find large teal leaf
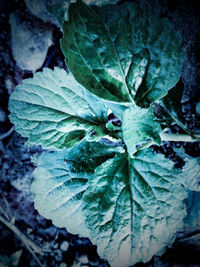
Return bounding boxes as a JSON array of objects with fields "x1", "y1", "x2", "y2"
[
  {"x1": 61, "y1": 1, "x2": 184, "y2": 106},
  {"x1": 9, "y1": 67, "x2": 110, "y2": 149},
  {"x1": 32, "y1": 140, "x2": 122, "y2": 236},
  {"x1": 83, "y1": 149, "x2": 187, "y2": 266},
  {"x1": 122, "y1": 105, "x2": 162, "y2": 156}
]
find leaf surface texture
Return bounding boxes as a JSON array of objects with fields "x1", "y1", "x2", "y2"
[
  {"x1": 32, "y1": 141, "x2": 120, "y2": 235},
  {"x1": 83, "y1": 149, "x2": 187, "y2": 266},
  {"x1": 122, "y1": 105, "x2": 162, "y2": 155},
  {"x1": 61, "y1": 1, "x2": 184, "y2": 106},
  {"x1": 9, "y1": 67, "x2": 109, "y2": 149}
]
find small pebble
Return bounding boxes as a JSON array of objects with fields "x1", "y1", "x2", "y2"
[
  {"x1": 196, "y1": 102, "x2": 200, "y2": 115},
  {"x1": 78, "y1": 255, "x2": 89, "y2": 264},
  {"x1": 55, "y1": 250, "x2": 63, "y2": 262},
  {"x1": 26, "y1": 228, "x2": 32, "y2": 234},
  {"x1": 53, "y1": 242, "x2": 59, "y2": 249},
  {"x1": 0, "y1": 108, "x2": 7, "y2": 122},
  {"x1": 72, "y1": 260, "x2": 81, "y2": 267},
  {"x1": 5, "y1": 77, "x2": 13, "y2": 94},
  {"x1": 60, "y1": 241, "x2": 69, "y2": 251}
]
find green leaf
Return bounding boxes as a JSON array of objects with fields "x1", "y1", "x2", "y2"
[
  {"x1": 181, "y1": 157, "x2": 200, "y2": 192},
  {"x1": 47, "y1": 0, "x2": 119, "y2": 27},
  {"x1": 122, "y1": 105, "x2": 162, "y2": 156},
  {"x1": 156, "y1": 80, "x2": 184, "y2": 123},
  {"x1": 151, "y1": 80, "x2": 184, "y2": 126},
  {"x1": 32, "y1": 140, "x2": 121, "y2": 235},
  {"x1": 161, "y1": 80, "x2": 184, "y2": 116},
  {"x1": 83, "y1": 149, "x2": 187, "y2": 266},
  {"x1": 9, "y1": 67, "x2": 110, "y2": 149},
  {"x1": 61, "y1": 1, "x2": 184, "y2": 106},
  {"x1": 47, "y1": 2, "x2": 69, "y2": 26},
  {"x1": 103, "y1": 100, "x2": 130, "y2": 121}
]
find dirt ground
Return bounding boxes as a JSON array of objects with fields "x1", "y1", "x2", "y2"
[{"x1": 0, "y1": 0, "x2": 200, "y2": 266}]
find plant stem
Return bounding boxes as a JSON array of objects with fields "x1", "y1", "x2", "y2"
[
  {"x1": 137, "y1": 140, "x2": 154, "y2": 151},
  {"x1": 159, "y1": 103, "x2": 194, "y2": 136},
  {"x1": 160, "y1": 132, "x2": 200, "y2": 142},
  {"x1": 0, "y1": 126, "x2": 15, "y2": 140},
  {"x1": 137, "y1": 132, "x2": 200, "y2": 152},
  {"x1": 0, "y1": 214, "x2": 44, "y2": 267}
]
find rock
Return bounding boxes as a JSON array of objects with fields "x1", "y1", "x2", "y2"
[
  {"x1": 78, "y1": 255, "x2": 89, "y2": 264},
  {"x1": 24, "y1": 0, "x2": 68, "y2": 27},
  {"x1": 0, "y1": 108, "x2": 6, "y2": 122},
  {"x1": 60, "y1": 241, "x2": 69, "y2": 251},
  {"x1": 55, "y1": 250, "x2": 63, "y2": 262},
  {"x1": 53, "y1": 242, "x2": 59, "y2": 249},
  {"x1": 5, "y1": 76, "x2": 14, "y2": 95},
  {"x1": 9, "y1": 11, "x2": 53, "y2": 72},
  {"x1": 24, "y1": 0, "x2": 119, "y2": 29},
  {"x1": 196, "y1": 102, "x2": 200, "y2": 115},
  {"x1": 71, "y1": 260, "x2": 81, "y2": 267}
]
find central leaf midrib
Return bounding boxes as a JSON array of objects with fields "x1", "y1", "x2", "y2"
[
  {"x1": 105, "y1": 186, "x2": 127, "y2": 252},
  {"x1": 70, "y1": 14, "x2": 115, "y2": 100},
  {"x1": 135, "y1": 30, "x2": 174, "y2": 105},
  {"x1": 99, "y1": 11, "x2": 133, "y2": 102},
  {"x1": 127, "y1": 156, "x2": 135, "y2": 257},
  {"x1": 12, "y1": 97, "x2": 104, "y2": 127},
  {"x1": 77, "y1": 4, "x2": 132, "y2": 103}
]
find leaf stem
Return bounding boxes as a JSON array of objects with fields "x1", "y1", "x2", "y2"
[
  {"x1": 160, "y1": 132, "x2": 200, "y2": 142},
  {"x1": 0, "y1": 126, "x2": 15, "y2": 140},
  {"x1": 137, "y1": 132, "x2": 200, "y2": 152},
  {"x1": 0, "y1": 214, "x2": 44, "y2": 267},
  {"x1": 160, "y1": 103, "x2": 193, "y2": 136},
  {"x1": 137, "y1": 140, "x2": 154, "y2": 151}
]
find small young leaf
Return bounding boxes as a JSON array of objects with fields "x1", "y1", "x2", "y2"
[
  {"x1": 61, "y1": 1, "x2": 184, "y2": 106},
  {"x1": 83, "y1": 149, "x2": 187, "y2": 266},
  {"x1": 122, "y1": 105, "x2": 162, "y2": 155},
  {"x1": 32, "y1": 140, "x2": 121, "y2": 236},
  {"x1": 9, "y1": 67, "x2": 109, "y2": 149},
  {"x1": 161, "y1": 80, "x2": 184, "y2": 116},
  {"x1": 151, "y1": 80, "x2": 184, "y2": 125}
]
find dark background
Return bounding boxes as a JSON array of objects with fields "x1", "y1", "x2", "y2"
[{"x1": 0, "y1": 0, "x2": 200, "y2": 266}]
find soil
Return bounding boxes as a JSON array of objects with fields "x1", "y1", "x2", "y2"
[{"x1": 0, "y1": 0, "x2": 200, "y2": 266}]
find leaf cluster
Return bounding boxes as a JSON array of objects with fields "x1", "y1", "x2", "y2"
[{"x1": 8, "y1": 1, "x2": 199, "y2": 266}]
